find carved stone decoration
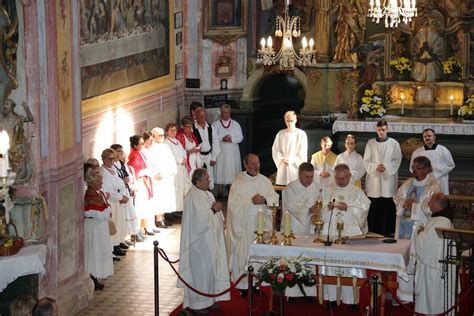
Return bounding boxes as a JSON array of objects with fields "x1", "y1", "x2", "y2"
[
  {"x1": 305, "y1": 68, "x2": 320, "y2": 86},
  {"x1": 335, "y1": 69, "x2": 359, "y2": 118}
]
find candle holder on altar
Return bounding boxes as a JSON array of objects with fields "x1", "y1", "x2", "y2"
[
  {"x1": 334, "y1": 216, "x2": 345, "y2": 245},
  {"x1": 282, "y1": 233, "x2": 292, "y2": 246},
  {"x1": 268, "y1": 204, "x2": 280, "y2": 245},
  {"x1": 311, "y1": 200, "x2": 324, "y2": 243},
  {"x1": 254, "y1": 231, "x2": 265, "y2": 244}
]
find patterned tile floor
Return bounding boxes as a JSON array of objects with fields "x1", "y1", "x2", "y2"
[{"x1": 76, "y1": 227, "x2": 183, "y2": 316}]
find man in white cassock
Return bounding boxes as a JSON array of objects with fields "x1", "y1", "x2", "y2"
[
  {"x1": 363, "y1": 120, "x2": 402, "y2": 237},
  {"x1": 320, "y1": 164, "x2": 370, "y2": 308},
  {"x1": 282, "y1": 162, "x2": 321, "y2": 234},
  {"x1": 334, "y1": 134, "x2": 365, "y2": 188},
  {"x1": 272, "y1": 111, "x2": 308, "y2": 185},
  {"x1": 311, "y1": 136, "x2": 337, "y2": 188},
  {"x1": 212, "y1": 104, "x2": 243, "y2": 196},
  {"x1": 178, "y1": 168, "x2": 230, "y2": 313},
  {"x1": 410, "y1": 128, "x2": 455, "y2": 195},
  {"x1": 394, "y1": 156, "x2": 441, "y2": 302},
  {"x1": 414, "y1": 192, "x2": 455, "y2": 315},
  {"x1": 226, "y1": 154, "x2": 279, "y2": 296}
]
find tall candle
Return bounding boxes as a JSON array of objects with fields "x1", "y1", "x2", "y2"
[
  {"x1": 284, "y1": 211, "x2": 291, "y2": 235},
  {"x1": 0, "y1": 156, "x2": 6, "y2": 178},
  {"x1": 257, "y1": 209, "x2": 264, "y2": 234},
  {"x1": 450, "y1": 95, "x2": 454, "y2": 116}
]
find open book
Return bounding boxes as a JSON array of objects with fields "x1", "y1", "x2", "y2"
[
  {"x1": 346, "y1": 232, "x2": 385, "y2": 240},
  {"x1": 344, "y1": 232, "x2": 385, "y2": 244}
]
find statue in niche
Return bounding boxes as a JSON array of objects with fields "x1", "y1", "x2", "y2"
[{"x1": 331, "y1": 0, "x2": 366, "y2": 63}]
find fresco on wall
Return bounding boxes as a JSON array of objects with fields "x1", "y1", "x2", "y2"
[{"x1": 80, "y1": 0, "x2": 170, "y2": 99}]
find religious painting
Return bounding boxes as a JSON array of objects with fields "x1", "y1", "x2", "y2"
[
  {"x1": 80, "y1": 0, "x2": 172, "y2": 100},
  {"x1": 203, "y1": 0, "x2": 247, "y2": 45}
]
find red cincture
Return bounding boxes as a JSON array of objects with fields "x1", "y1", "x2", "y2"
[{"x1": 220, "y1": 119, "x2": 231, "y2": 129}]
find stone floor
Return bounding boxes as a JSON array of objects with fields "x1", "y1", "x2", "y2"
[{"x1": 76, "y1": 227, "x2": 183, "y2": 316}]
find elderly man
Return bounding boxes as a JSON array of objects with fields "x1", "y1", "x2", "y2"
[
  {"x1": 178, "y1": 169, "x2": 230, "y2": 313},
  {"x1": 226, "y1": 154, "x2": 279, "y2": 296},
  {"x1": 212, "y1": 104, "x2": 243, "y2": 196},
  {"x1": 320, "y1": 164, "x2": 371, "y2": 308},
  {"x1": 394, "y1": 156, "x2": 441, "y2": 302},
  {"x1": 363, "y1": 120, "x2": 402, "y2": 237},
  {"x1": 410, "y1": 128, "x2": 455, "y2": 194},
  {"x1": 311, "y1": 136, "x2": 337, "y2": 188},
  {"x1": 282, "y1": 162, "x2": 321, "y2": 234},
  {"x1": 194, "y1": 108, "x2": 220, "y2": 190},
  {"x1": 272, "y1": 111, "x2": 308, "y2": 185},
  {"x1": 415, "y1": 193, "x2": 454, "y2": 314}
]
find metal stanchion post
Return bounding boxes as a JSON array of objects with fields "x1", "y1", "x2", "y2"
[
  {"x1": 154, "y1": 241, "x2": 159, "y2": 316},
  {"x1": 248, "y1": 266, "x2": 254, "y2": 316},
  {"x1": 371, "y1": 274, "x2": 379, "y2": 316}
]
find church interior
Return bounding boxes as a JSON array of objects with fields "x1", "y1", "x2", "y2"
[{"x1": 0, "y1": 0, "x2": 474, "y2": 315}]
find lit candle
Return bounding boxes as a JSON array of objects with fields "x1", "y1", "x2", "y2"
[
  {"x1": 400, "y1": 92, "x2": 405, "y2": 116},
  {"x1": 0, "y1": 131, "x2": 10, "y2": 178},
  {"x1": 257, "y1": 209, "x2": 264, "y2": 234},
  {"x1": 302, "y1": 36, "x2": 307, "y2": 50},
  {"x1": 260, "y1": 38, "x2": 266, "y2": 51},
  {"x1": 284, "y1": 211, "x2": 291, "y2": 236},
  {"x1": 267, "y1": 36, "x2": 273, "y2": 49},
  {"x1": 309, "y1": 38, "x2": 314, "y2": 51},
  {"x1": 450, "y1": 95, "x2": 454, "y2": 116}
]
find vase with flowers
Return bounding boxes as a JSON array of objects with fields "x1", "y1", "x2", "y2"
[
  {"x1": 457, "y1": 93, "x2": 474, "y2": 122},
  {"x1": 358, "y1": 88, "x2": 386, "y2": 119},
  {"x1": 442, "y1": 56, "x2": 463, "y2": 82},
  {"x1": 390, "y1": 57, "x2": 412, "y2": 81}
]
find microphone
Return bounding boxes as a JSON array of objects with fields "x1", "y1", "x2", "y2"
[{"x1": 324, "y1": 198, "x2": 336, "y2": 246}]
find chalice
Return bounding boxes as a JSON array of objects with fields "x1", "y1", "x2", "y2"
[
  {"x1": 312, "y1": 200, "x2": 324, "y2": 243},
  {"x1": 334, "y1": 214, "x2": 345, "y2": 244}
]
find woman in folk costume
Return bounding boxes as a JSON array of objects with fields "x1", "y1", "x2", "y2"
[
  {"x1": 126, "y1": 135, "x2": 155, "y2": 235},
  {"x1": 334, "y1": 134, "x2": 365, "y2": 188},
  {"x1": 84, "y1": 170, "x2": 113, "y2": 290},
  {"x1": 176, "y1": 116, "x2": 202, "y2": 176},
  {"x1": 164, "y1": 122, "x2": 191, "y2": 214}
]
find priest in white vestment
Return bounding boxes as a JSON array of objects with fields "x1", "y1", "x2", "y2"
[
  {"x1": 178, "y1": 169, "x2": 230, "y2": 312},
  {"x1": 311, "y1": 136, "x2": 337, "y2": 189},
  {"x1": 272, "y1": 111, "x2": 308, "y2": 185},
  {"x1": 320, "y1": 164, "x2": 371, "y2": 305},
  {"x1": 394, "y1": 156, "x2": 441, "y2": 301},
  {"x1": 334, "y1": 134, "x2": 365, "y2": 187},
  {"x1": 410, "y1": 128, "x2": 455, "y2": 195},
  {"x1": 414, "y1": 193, "x2": 455, "y2": 315},
  {"x1": 212, "y1": 104, "x2": 243, "y2": 194},
  {"x1": 226, "y1": 154, "x2": 279, "y2": 294},
  {"x1": 363, "y1": 120, "x2": 402, "y2": 236}
]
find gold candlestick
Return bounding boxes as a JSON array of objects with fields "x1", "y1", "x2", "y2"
[
  {"x1": 254, "y1": 231, "x2": 265, "y2": 244},
  {"x1": 312, "y1": 200, "x2": 324, "y2": 243},
  {"x1": 282, "y1": 233, "x2": 292, "y2": 246},
  {"x1": 268, "y1": 204, "x2": 280, "y2": 245}
]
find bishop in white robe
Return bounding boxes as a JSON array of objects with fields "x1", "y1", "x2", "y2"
[
  {"x1": 178, "y1": 169, "x2": 230, "y2": 311},
  {"x1": 226, "y1": 154, "x2": 279, "y2": 290},
  {"x1": 410, "y1": 129, "x2": 455, "y2": 194},
  {"x1": 272, "y1": 111, "x2": 308, "y2": 185}
]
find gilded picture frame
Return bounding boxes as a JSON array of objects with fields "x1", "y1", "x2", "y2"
[{"x1": 203, "y1": 0, "x2": 247, "y2": 45}]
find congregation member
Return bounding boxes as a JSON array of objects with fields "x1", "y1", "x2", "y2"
[
  {"x1": 310, "y1": 136, "x2": 337, "y2": 188},
  {"x1": 363, "y1": 120, "x2": 402, "y2": 236},
  {"x1": 150, "y1": 127, "x2": 178, "y2": 227},
  {"x1": 193, "y1": 107, "x2": 220, "y2": 190},
  {"x1": 127, "y1": 135, "x2": 155, "y2": 236},
  {"x1": 178, "y1": 169, "x2": 230, "y2": 313},
  {"x1": 282, "y1": 162, "x2": 321, "y2": 234},
  {"x1": 272, "y1": 111, "x2": 308, "y2": 185},
  {"x1": 177, "y1": 116, "x2": 202, "y2": 176},
  {"x1": 9, "y1": 295, "x2": 36, "y2": 316},
  {"x1": 32, "y1": 297, "x2": 58, "y2": 316},
  {"x1": 320, "y1": 164, "x2": 370, "y2": 308},
  {"x1": 212, "y1": 103, "x2": 243, "y2": 197},
  {"x1": 189, "y1": 101, "x2": 203, "y2": 122},
  {"x1": 226, "y1": 154, "x2": 279, "y2": 296},
  {"x1": 334, "y1": 134, "x2": 365, "y2": 187},
  {"x1": 164, "y1": 122, "x2": 191, "y2": 218},
  {"x1": 410, "y1": 128, "x2": 455, "y2": 194},
  {"x1": 414, "y1": 193, "x2": 454, "y2": 315},
  {"x1": 394, "y1": 156, "x2": 441, "y2": 302},
  {"x1": 84, "y1": 170, "x2": 113, "y2": 290}
]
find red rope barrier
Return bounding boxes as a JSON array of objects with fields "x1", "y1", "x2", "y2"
[{"x1": 379, "y1": 281, "x2": 474, "y2": 316}]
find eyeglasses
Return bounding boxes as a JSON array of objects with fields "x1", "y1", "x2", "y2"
[{"x1": 105, "y1": 157, "x2": 115, "y2": 160}]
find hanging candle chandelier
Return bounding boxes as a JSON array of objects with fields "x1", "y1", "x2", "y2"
[{"x1": 367, "y1": 0, "x2": 417, "y2": 28}]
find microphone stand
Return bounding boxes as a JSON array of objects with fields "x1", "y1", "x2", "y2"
[{"x1": 324, "y1": 198, "x2": 336, "y2": 246}]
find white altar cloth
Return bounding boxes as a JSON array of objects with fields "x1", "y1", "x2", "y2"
[
  {"x1": 0, "y1": 244, "x2": 47, "y2": 292},
  {"x1": 332, "y1": 115, "x2": 474, "y2": 135},
  {"x1": 247, "y1": 236, "x2": 411, "y2": 281}
]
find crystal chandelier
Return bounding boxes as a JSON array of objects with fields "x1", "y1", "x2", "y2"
[
  {"x1": 257, "y1": 2, "x2": 316, "y2": 70},
  {"x1": 368, "y1": 0, "x2": 417, "y2": 28}
]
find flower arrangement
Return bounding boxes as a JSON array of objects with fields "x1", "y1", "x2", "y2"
[
  {"x1": 257, "y1": 256, "x2": 316, "y2": 295},
  {"x1": 442, "y1": 56, "x2": 463, "y2": 81},
  {"x1": 389, "y1": 57, "x2": 412, "y2": 77},
  {"x1": 358, "y1": 88, "x2": 386, "y2": 119},
  {"x1": 457, "y1": 93, "x2": 474, "y2": 120}
]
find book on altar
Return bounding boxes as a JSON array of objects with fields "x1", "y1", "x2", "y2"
[
  {"x1": 346, "y1": 232, "x2": 384, "y2": 240},
  {"x1": 344, "y1": 232, "x2": 385, "y2": 244}
]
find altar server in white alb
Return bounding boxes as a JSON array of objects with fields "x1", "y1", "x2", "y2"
[
  {"x1": 363, "y1": 120, "x2": 402, "y2": 237},
  {"x1": 410, "y1": 128, "x2": 455, "y2": 195},
  {"x1": 282, "y1": 162, "x2": 321, "y2": 234},
  {"x1": 272, "y1": 111, "x2": 308, "y2": 185},
  {"x1": 226, "y1": 154, "x2": 279, "y2": 295},
  {"x1": 320, "y1": 164, "x2": 371, "y2": 307},
  {"x1": 178, "y1": 169, "x2": 230, "y2": 313},
  {"x1": 212, "y1": 104, "x2": 243, "y2": 196},
  {"x1": 334, "y1": 134, "x2": 365, "y2": 187},
  {"x1": 311, "y1": 136, "x2": 337, "y2": 188},
  {"x1": 415, "y1": 193, "x2": 455, "y2": 315}
]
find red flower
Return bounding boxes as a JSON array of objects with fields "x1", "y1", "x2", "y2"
[
  {"x1": 279, "y1": 264, "x2": 286, "y2": 271},
  {"x1": 285, "y1": 274, "x2": 294, "y2": 282},
  {"x1": 277, "y1": 276, "x2": 284, "y2": 283},
  {"x1": 271, "y1": 275, "x2": 276, "y2": 280}
]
